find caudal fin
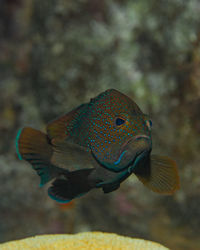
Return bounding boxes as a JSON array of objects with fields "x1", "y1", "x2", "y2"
[
  {"x1": 135, "y1": 155, "x2": 180, "y2": 195},
  {"x1": 16, "y1": 127, "x2": 61, "y2": 186}
]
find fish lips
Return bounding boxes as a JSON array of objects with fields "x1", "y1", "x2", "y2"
[{"x1": 100, "y1": 135, "x2": 152, "y2": 172}]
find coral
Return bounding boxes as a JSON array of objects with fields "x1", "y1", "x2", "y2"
[{"x1": 0, "y1": 232, "x2": 168, "y2": 250}]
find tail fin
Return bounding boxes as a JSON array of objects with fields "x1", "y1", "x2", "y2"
[{"x1": 16, "y1": 127, "x2": 61, "y2": 186}]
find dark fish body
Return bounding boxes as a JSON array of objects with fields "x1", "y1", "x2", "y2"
[{"x1": 16, "y1": 89, "x2": 180, "y2": 203}]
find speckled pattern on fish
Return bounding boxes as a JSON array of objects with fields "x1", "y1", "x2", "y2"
[{"x1": 16, "y1": 89, "x2": 180, "y2": 203}]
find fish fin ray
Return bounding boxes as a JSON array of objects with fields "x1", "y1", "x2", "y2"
[
  {"x1": 51, "y1": 139, "x2": 95, "y2": 171},
  {"x1": 16, "y1": 127, "x2": 52, "y2": 159},
  {"x1": 16, "y1": 127, "x2": 64, "y2": 186},
  {"x1": 135, "y1": 155, "x2": 180, "y2": 195}
]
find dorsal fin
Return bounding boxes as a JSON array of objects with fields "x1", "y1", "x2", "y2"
[{"x1": 46, "y1": 104, "x2": 87, "y2": 140}]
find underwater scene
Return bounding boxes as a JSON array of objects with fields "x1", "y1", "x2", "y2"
[{"x1": 0, "y1": 1, "x2": 200, "y2": 249}]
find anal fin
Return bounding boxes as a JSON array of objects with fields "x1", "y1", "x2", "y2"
[{"x1": 48, "y1": 168, "x2": 96, "y2": 203}]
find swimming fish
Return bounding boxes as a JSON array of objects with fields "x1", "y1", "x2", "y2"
[{"x1": 16, "y1": 89, "x2": 180, "y2": 203}]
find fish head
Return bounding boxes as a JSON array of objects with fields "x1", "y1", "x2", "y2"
[{"x1": 88, "y1": 89, "x2": 152, "y2": 172}]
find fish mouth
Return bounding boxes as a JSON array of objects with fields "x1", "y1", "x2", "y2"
[
  {"x1": 118, "y1": 135, "x2": 150, "y2": 159},
  {"x1": 111, "y1": 135, "x2": 152, "y2": 172}
]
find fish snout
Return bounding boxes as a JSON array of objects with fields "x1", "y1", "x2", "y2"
[
  {"x1": 124, "y1": 135, "x2": 151, "y2": 172},
  {"x1": 123, "y1": 135, "x2": 151, "y2": 153},
  {"x1": 105, "y1": 135, "x2": 152, "y2": 172}
]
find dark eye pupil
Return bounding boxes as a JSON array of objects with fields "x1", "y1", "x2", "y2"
[{"x1": 116, "y1": 118, "x2": 125, "y2": 126}]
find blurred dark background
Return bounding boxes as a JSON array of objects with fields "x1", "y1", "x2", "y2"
[{"x1": 0, "y1": 1, "x2": 200, "y2": 249}]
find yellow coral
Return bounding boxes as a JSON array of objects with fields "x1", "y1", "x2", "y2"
[{"x1": 0, "y1": 232, "x2": 169, "y2": 250}]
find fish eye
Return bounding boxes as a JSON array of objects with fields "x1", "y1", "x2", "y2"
[
  {"x1": 146, "y1": 120, "x2": 152, "y2": 130},
  {"x1": 115, "y1": 117, "x2": 125, "y2": 126}
]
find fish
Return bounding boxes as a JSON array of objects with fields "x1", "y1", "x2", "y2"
[{"x1": 16, "y1": 89, "x2": 180, "y2": 203}]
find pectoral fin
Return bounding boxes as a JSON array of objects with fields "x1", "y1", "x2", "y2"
[
  {"x1": 135, "y1": 155, "x2": 180, "y2": 195},
  {"x1": 51, "y1": 139, "x2": 96, "y2": 171}
]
